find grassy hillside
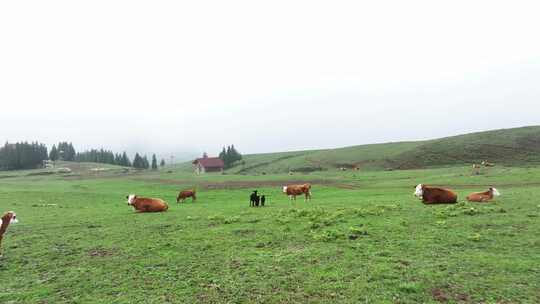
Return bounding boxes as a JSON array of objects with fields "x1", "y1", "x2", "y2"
[{"x1": 227, "y1": 126, "x2": 540, "y2": 174}]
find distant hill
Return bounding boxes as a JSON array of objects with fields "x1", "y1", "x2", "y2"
[{"x1": 225, "y1": 126, "x2": 540, "y2": 174}]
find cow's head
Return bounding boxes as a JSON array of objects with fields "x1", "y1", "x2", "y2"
[
  {"x1": 1, "y1": 211, "x2": 18, "y2": 227},
  {"x1": 490, "y1": 187, "x2": 501, "y2": 197},
  {"x1": 414, "y1": 184, "x2": 424, "y2": 198},
  {"x1": 126, "y1": 194, "x2": 137, "y2": 205},
  {"x1": 282, "y1": 186, "x2": 288, "y2": 193}
]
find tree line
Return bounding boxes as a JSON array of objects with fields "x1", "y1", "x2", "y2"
[
  {"x1": 219, "y1": 145, "x2": 242, "y2": 168},
  {"x1": 0, "y1": 140, "x2": 165, "y2": 171},
  {"x1": 0, "y1": 142, "x2": 48, "y2": 170}
]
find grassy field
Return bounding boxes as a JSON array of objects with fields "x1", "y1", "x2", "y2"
[
  {"x1": 229, "y1": 126, "x2": 540, "y2": 174},
  {"x1": 1, "y1": 163, "x2": 540, "y2": 303}
]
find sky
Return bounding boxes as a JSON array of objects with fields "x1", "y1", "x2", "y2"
[{"x1": 1, "y1": 1, "x2": 539, "y2": 159}]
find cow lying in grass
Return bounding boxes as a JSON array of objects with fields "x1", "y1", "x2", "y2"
[
  {"x1": 126, "y1": 195, "x2": 169, "y2": 212},
  {"x1": 466, "y1": 187, "x2": 500, "y2": 202},
  {"x1": 0, "y1": 211, "x2": 18, "y2": 258},
  {"x1": 414, "y1": 184, "x2": 458, "y2": 204},
  {"x1": 177, "y1": 189, "x2": 196, "y2": 203},
  {"x1": 283, "y1": 184, "x2": 312, "y2": 201}
]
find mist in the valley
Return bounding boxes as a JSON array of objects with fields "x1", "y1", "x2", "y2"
[{"x1": 1, "y1": 1, "x2": 539, "y2": 160}]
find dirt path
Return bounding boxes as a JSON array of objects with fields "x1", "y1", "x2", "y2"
[{"x1": 130, "y1": 177, "x2": 359, "y2": 190}]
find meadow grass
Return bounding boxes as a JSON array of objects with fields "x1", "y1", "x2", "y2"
[{"x1": 1, "y1": 165, "x2": 539, "y2": 303}]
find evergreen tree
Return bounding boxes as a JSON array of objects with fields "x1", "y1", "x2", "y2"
[
  {"x1": 121, "y1": 152, "x2": 131, "y2": 167},
  {"x1": 142, "y1": 155, "x2": 149, "y2": 169},
  {"x1": 160, "y1": 159, "x2": 165, "y2": 167},
  {"x1": 49, "y1": 145, "x2": 59, "y2": 161},
  {"x1": 151, "y1": 154, "x2": 158, "y2": 170},
  {"x1": 133, "y1": 153, "x2": 142, "y2": 169}
]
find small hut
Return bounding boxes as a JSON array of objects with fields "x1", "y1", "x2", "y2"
[{"x1": 192, "y1": 155, "x2": 225, "y2": 174}]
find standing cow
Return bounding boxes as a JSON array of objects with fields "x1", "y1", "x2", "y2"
[
  {"x1": 283, "y1": 183, "x2": 312, "y2": 201},
  {"x1": 250, "y1": 190, "x2": 260, "y2": 207},
  {"x1": 177, "y1": 189, "x2": 196, "y2": 203},
  {"x1": 414, "y1": 184, "x2": 458, "y2": 204},
  {"x1": 126, "y1": 195, "x2": 169, "y2": 212},
  {"x1": 0, "y1": 211, "x2": 19, "y2": 257},
  {"x1": 466, "y1": 187, "x2": 500, "y2": 202}
]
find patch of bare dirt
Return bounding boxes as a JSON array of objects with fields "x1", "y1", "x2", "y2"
[
  {"x1": 132, "y1": 178, "x2": 358, "y2": 190},
  {"x1": 431, "y1": 287, "x2": 471, "y2": 303},
  {"x1": 88, "y1": 247, "x2": 117, "y2": 257}
]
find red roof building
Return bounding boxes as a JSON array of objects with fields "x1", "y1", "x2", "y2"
[{"x1": 192, "y1": 156, "x2": 224, "y2": 174}]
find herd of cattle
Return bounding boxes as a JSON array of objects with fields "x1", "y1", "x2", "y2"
[{"x1": 0, "y1": 182, "x2": 500, "y2": 257}]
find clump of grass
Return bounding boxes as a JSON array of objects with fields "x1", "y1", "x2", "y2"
[
  {"x1": 312, "y1": 229, "x2": 345, "y2": 242},
  {"x1": 208, "y1": 214, "x2": 225, "y2": 224},
  {"x1": 348, "y1": 225, "x2": 368, "y2": 240},
  {"x1": 468, "y1": 233, "x2": 482, "y2": 242},
  {"x1": 224, "y1": 216, "x2": 240, "y2": 224}
]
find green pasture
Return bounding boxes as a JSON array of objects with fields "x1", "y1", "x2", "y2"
[{"x1": 0, "y1": 165, "x2": 539, "y2": 303}]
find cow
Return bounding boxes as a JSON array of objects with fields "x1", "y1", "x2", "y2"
[
  {"x1": 466, "y1": 187, "x2": 500, "y2": 202},
  {"x1": 260, "y1": 195, "x2": 266, "y2": 207},
  {"x1": 177, "y1": 189, "x2": 196, "y2": 203},
  {"x1": 126, "y1": 195, "x2": 169, "y2": 212},
  {"x1": 481, "y1": 161, "x2": 495, "y2": 167},
  {"x1": 283, "y1": 183, "x2": 312, "y2": 201},
  {"x1": 250, "y1": 190, "x2": 260, "y2": 207},
  {"x1": 0, "y1": 211, "x2": 19, "y2": 258},
  {"x1": 414, "y1": 184, "x2": 458, "y2": 204},
  {"x1": 472, "y1": 164, "x2": 481, "y2": 175}
]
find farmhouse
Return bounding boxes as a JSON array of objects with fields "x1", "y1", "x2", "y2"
[{"x1": 192, "y1": 155, "x2": 224, "y2": 174}]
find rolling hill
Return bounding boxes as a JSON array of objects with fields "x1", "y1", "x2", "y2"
[{"x1": 226, "y1": 126, "x2": 540, "y2": 174}]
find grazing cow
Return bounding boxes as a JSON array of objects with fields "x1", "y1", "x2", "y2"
[
  {"x1": 250, "y1": 190, "x2": 260, "y2": 207},
  {"x1": 481, "y1": 161, "x2": 495, "y2": 167},
  {"x1": 126, "y1": 195, "x2": 168, "y2": 212},
  {"x1": 0, "y1": 211, "x2": 19, "y2": 257},
  {"x1": 283, "y1": 183, "x2": 312, "y2": 201},
  {"x1": 466, "y1": 187, "x2": 500, "y2": 202},
  {"x1": 414, "y1": 184, "x2": 458, "y2": 204},
  {"x1": 472, "y1": 164, "x2": 482, "y2": 175},
  {"x1": 177, "y1": 189, "x2": 196, "y2": 203}
]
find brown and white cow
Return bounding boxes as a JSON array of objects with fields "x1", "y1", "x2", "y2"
[
  {"x1": 414, "y1": 184, "x2": 458, "y2": 204},
  {"x1": 177, "y1": 189, "x2": 196, "y2": 203},
  {"x1": 126, "y1": 195, "x2": 169, "y2": 212},
  {"x1": 481, "y1": 161, "x2": 495, "y2": 167},
  {"x1": 466, "y1": 187, "x2": 500, "y2": 202},
  {"x1": 0, "y1": 211, "x2": 19, "y2": 257},
  {"x1": 283, "y1": 184, "x2": 312, "y2": 201}
]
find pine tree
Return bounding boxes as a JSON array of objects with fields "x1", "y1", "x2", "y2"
[
  {"x1": 133, "y1": 153, "x2": 142, "y2": 169},
  {"x1": 49, "y1": 145, "x2": 59, "y2": 161},
  {"x1": 160, "y1": 159, "x2": 165, "y2": 167},
  {"x1": 142, "y1": 155, "x2": 149, "y2": 169},
  {"x1": 151, "y1": 154, "x2": 158, "y2": 170}
]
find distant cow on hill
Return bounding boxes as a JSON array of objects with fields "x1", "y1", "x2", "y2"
[
  {"x1": 0, "y1": 211, "x2": 19, "y2": 257},
  {"x1": 177, "y1": 189, "x2": 196, "y2": 203},
  {"x1": 126, "y1": 195, "x2": 169, "y2": 212},
  {"x1": 283, "y1": 184, "x2": 312, "y2": 201},
  {"x1": 414, "y1": 184, "x2": 458, "y2": 204},
  {"x1": 481, "y1": 161, "x2": 495, "y2": 167},
  {"x1": 466, "y1": 187, "x2": 500, "y2": 202}
]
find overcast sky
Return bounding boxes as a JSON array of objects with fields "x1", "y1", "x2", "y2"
[{"x1": 1, "y1": 1, "x2": 539, "y2": 158}]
